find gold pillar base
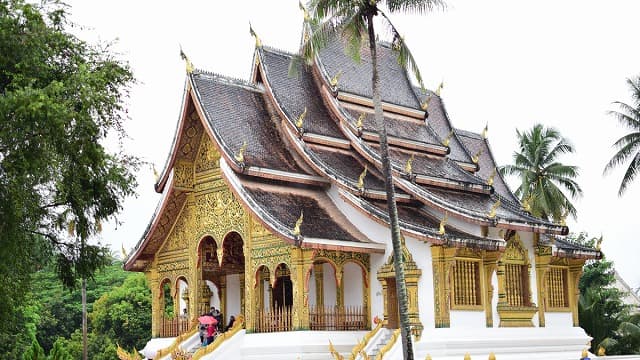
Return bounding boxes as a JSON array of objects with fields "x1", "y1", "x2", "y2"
[{"x1": 497, "y1": 305, "x2": 538, "y2": 327}]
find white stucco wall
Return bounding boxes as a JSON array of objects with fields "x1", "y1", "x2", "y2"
[
  {"x1": 449, "y1": 310, "x2": 486, "y2": 328},
  {"x1": 544, "y1": 312, "x2": 573, "y2": 328},
  {"x1": 343, "y1": 262, "x2": 364, "y2": 307},
  {"x1": 226, "y1": 274, "x2": 241, "y2": 324},
  {"x1": 405, "y1": 235, "x2": 436, "y2": 330},
  {"x1": 323, "y1": 262, "x2": 337, "y2": 306},
  {"x1": 178, "y1": 279, "x2": 188, "y2": 314},
  {"x1": 308, "y1": 267, "x2": 317, "y2": 306},
  {"x1": 206, "y1": 280, "x2": 221, "y2": 310}
]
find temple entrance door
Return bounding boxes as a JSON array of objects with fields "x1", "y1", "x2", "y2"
[{"x1": 385, "y1": 277, "x2": 399, "y2": 329}]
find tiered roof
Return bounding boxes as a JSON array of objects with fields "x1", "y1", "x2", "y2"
[{"x1": 125, "y1": 31, "x2": 599, "y2": 271}]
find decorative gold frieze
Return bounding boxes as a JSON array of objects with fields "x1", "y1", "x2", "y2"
[
  {"x1": 174, "y1": 161, "x2": 194, "y2": 189},
  {"x1": 195, "y1": 134, "x2": 221, "y2": 173}
]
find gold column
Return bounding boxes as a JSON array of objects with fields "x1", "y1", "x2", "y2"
[
  {"x1": 239, "y1": 273, "x2": 245, "y2": 317},
  {"x1": 219, "y1": 276, "x2": 227, "y2": 321},
  {"x1": 482, "y1": 252, "x2": 499, "y2": 327},
  {"x1": 146, "y1": 270, "x2": 160, "y2": 337},
  {"x1": 336, "y1": 265, "x2": 345, "y2": 308},
  {"x1": 291, "y1": 247, "x2": 313, "y2": 330},
  {"x1": 314, "y1": 263, "x2": 324, "y2": 307},
  {"x1": 534, "y1": 246, "x2": 552, "y2": 327},
  {"x1": 431, "y1": 246, "x2": 457, "y2": 328},
  {"x1": 569, "y1": 260, "x2": 584, "y2": 326}
]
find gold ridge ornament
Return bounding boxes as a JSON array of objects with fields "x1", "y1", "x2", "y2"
[
  {"x1": 488, "y1": 199, "x2": 501, "y2": 218},
  {"x1": 439, "y1": 213, "x2": 448, "y2": 235},
  {"x1": 235, "y1": 141, "x2": 247, "y2": 164},
  {"x1": 357, "y1": 166, "x2": 367, "y2": 190}
]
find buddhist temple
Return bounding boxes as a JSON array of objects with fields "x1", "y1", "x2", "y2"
[{"x1": 124, "y1": 22, "x2": 600, "y2": 360}]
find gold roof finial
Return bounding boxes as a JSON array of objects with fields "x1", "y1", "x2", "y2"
[
  {"x1": 596, "y1": 235, "x2": 603, "y2": 251},
  {"x1": 405, "y1": 154, "x2": 414, "y2": 174},
  {"x1": 152, "y1": 164, "x2": 160, "y2": 182},
  {"x1": 421, "y1": 98, "x2": 430, "y2": 111},
  {"x1": 482, "y1": 123, "x2": 489, "y2": 139},
  {"x1": 442, "y1": 130, "x2": 454, "y2": 147},
  {"x1": 597, "y1": 346, "x2": 606, "y2": 356},
  {"x1": 464, "y1": 353, "x2": 471, "y2": 360},
  {"x1": 472, "y1": 148, "x2": 483, "y2": 164},
  {"x1": 293, "y1": 211, "x2": 304, "y2": 237},
  {"x1": 235, "y1": 141, "x2": 247, "y2": 163},
  {"x1": 425, "y1": 355, "x2": 432, "y2": 360},
  {"x1": 296, "y1": 107, "x2": 307, "y2": 130},
  {"x1": 357, "y1": 166, "x2": 368, "y2": 190},
  {"x1": 299, "y1": 1, "x2": 310, "y2": 21},
  {"x1": 487, "y1": 167, "x2": 496, "y2": 186},
  {"x1": 435, "y1": 81, "x2": 444, "y2": 97},
  {"x1": 121, "y1": 243, "x2": 128, "y2": 259},
  {"x1": 179, "y1": 46, "x2": 194, "y2": 74},
  {"x1": 330, "y1": 70, "x2": 342, "y2": 87},
  {"x1": 488, "y1": 352, "x2": 496, "y2": 360},
  {"x1": 488, "y1": 199, "x2": 501, "y2": 218},
  {"x1": 439, "y1": 213, "x2": 448, "y2": 235},
  {"x1": 356, "y1": 112, "x2": 365, "y2": 130},
  {"x1": 249, "y1": 22, "x2": 262, "y2": 48},
  {"x1": 522, "y1": 194, "x2": 532, "y2": 212}
]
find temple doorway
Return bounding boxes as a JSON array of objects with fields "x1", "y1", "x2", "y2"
[{"x1": 385, "y1": 277, "x2": 399, "y2": 329}]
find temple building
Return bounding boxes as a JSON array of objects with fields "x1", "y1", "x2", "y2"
[{"x1": 124, "y1": 25, "x2": 600, "y2": 359}]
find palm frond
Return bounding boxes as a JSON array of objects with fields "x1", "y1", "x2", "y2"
[
  {"x1": 385, "y1": 0, "x2": 446, "y2": 14},
  {"x1": 378, "y1": 10, "x2": 424, "y2": 89},
  {"x1": 616, "y1": 152, "x2": 640, "y2": 196},
  {"x1": 608, "y1": 106, "x2": 640, "y2": 129},
  {"x1": 603, "y1": 136, "x2": 640, "y2": 173}
]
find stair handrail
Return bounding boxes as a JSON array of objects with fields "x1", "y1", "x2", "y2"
[
  {"x1": 349, "y1": 317, "x2": 383, "y2": 360},
  {"x1": 374, "y1": 328, "x2": 400, "y2": 360},
  {"x1": 191, "y1": 315, "x2": 245, "y2": 360},
  {"x1": 155, "y1": 320, "x2": 199, "y2": 359}
]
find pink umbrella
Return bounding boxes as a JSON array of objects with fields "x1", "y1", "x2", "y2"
[{"x1": 198, "y1": 315, "x2": 218, "y2": 325}]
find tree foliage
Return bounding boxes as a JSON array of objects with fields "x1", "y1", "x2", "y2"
[
  {"x1": 0, "y1": 0, "x2": 138, "y2": 350},
  {"x1": 500, "y1": 124, "x2": 582, "y2": 222},
  {"x1": 604, "y1": 76, "x2": 640, "y2": 196}
]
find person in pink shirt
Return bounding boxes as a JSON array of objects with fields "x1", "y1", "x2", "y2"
[{"x1": 206, "y1": 322, "x2": 215, "y2": 345}]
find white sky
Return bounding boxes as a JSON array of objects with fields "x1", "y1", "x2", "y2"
[{"x1": 66, "y1": 0, "x2": 639, "y2": 289}]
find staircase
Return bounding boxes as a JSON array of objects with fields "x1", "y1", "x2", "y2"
[{"x1": 363, "y1": 328, "x2": 394, "y2": 359}]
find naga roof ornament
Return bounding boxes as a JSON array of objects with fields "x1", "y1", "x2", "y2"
[
  {"x1": 472, "y1": 148, "x2": 483, "y2": 164},
  {"x1": 296, "y1": 107, "x2": 307, "y2": 131},
  {"x1": 441, "y1": 130, "x2": 454, "y2": 147},
  {"x1": 435, "y1": 81, "x2": 444, "y2": 96},
  {"x1": 487, "y1": 167, "x2": 496, "y2": 186},
  {"x1": 357, "y1": 166, "x2": 368, "y2": 190},
  {"x1": 179, "y1": 46, "x2": 194, "y2": 74},
  {"x1": 439, "y1": 213, "x2": 448, "y2": 235},
  {"x1": 234, "y1": 141, "x2": 247, "y2": 164},
  {"x1": 405, "y1": 154, "x2": 414, "y2": 174},
  {"x1": 292, "y1": 211, "x2": 304, "y2": 237},
  {"x1": 482, "y1": 123, "x2": 489, "y2": 139},
  {"x1": 330, "y1": 70, "x2": 342, "y2": 87},
  {"x1": 249, "y1": 22, "x2": 262, "y2": 48},
  {"x1": 488, "y1": 199, "x2": 501, "y2": 218}
]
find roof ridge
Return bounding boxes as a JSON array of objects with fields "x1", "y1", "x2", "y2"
[
  {"x1": 191, "y1": 70, "x2": 261, "y2": 92},
  {"x1": 262, "y1": 45, "x2": 295, "y2": 58},
  {"x1": 455, "y1": 128, "x2": 483, "y2": 139}
]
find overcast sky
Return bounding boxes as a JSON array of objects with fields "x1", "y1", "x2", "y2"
[{"x1": 66, "y1": 0, "x2": 640, "y2": 290}]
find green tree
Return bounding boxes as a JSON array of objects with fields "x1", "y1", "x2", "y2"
[
  {"x1": 604, "y1": 76, "x2": 640, "y2": 196},
  {"x1": 0, "y1": 0, "x2": 137, "y2": 353},
  {"x1": 48, "y1": 339, "x2": 73, "y2": 360},
  {"x1": 22, "y1": 339, "x2": 45, "y2": 360},
  {"x1": 300, "y1": 1, "x2": 443, "y2": 358},
  {"x1": 500, "y1": 124, "x2": 582, "y2": 222}
]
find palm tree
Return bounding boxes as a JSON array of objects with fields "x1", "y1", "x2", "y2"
[
  {"x1": 604, "y1": 76, "x2": 640, "y2": 196},
  {"x1": 500, "y1": 124, "x2": 582, "y2": 222},
  {"x1": 300, "y1": 1, "x2": 443, "y2": 358}
]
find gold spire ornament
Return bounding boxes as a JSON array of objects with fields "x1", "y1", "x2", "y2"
[
  {"x1": 121, "y1": 243, "x2": 128, "y2": 259},
  {"x1": 464, "y1": 353, "x2": 471, "y2": 360},
  {"x1": 488, "y1": 352, "x2": 496, "y2": 360},
  {"x1": 435, "y1": 81, "x2": 444, "y2": 96},
  {"x1": 487, "y1": 167, "x2": 496, "y2": 186},
  {"x1": 179, "y1": 46, "x2": 194, "y2": 74},
  {"x1": 293, "y1": 211, "x2": 304, "y2": 237},
  {"x1": 421, "y1": 98, "x2": 430, "y2": 111},
  {"x1": 482, "y1": 123, "x2": 489, "y2": 139},
  {"x1": 296, "y1": 107, "x2": 307, "y2": 130},
  {"x1": 442, "y1": 130, "x2": 453, "y2": 147},
  {"x1": 357, "y1": 166, "x2": 367, "y2": 190},
  {"x1": 405, "y1": 154, "x2": 414, "y2": 174},
  {"x1": 249, "y1": 22, "x2": 262, "y2": 48},
  {"x1": 235, "y1": 141, "x2": 247, "y2": 163},
  {"x1": 472, "y1": 148, "x2": 483, "y2": 164},
  {"x1": 330, "y1": 70, "x2": 342, "y2": 87},
  {"x1": 488, "y1": 199, "x2": 501, "y2": 218},
  {"x1": 299, "y1": 1, "x2": 310, "y2": 21},
  {"x1": 356, "y1": 112, "x2": 365, "y2": 130},
  {"x1": 439, "y1": 213, "x2": 448, "y2": 235}
]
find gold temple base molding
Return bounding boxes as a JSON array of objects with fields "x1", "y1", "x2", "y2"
[{"x1": 496, "y1": 305, "x2": 538, "y2": 327}]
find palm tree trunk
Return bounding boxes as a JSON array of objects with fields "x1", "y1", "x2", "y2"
[
  {"x1": 82, "y1": 277, "x2": 88, "y2": 360},
  {"x1": 366, "y1": 13, "x2": 414, "y2": 360}
]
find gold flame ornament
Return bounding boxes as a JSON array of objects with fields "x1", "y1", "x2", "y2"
[
  {"x1": 488, "y1": 352, "x2": 496, "y2": 360},
  {"x1": 522, "y1": 195, "x2": 532, "y2": 212},
  {"x1": 356, "y1": 112, "x2": 365, "y2": 130},
  {"x1": 179, "y1": 46, "x2": 194, "y2": 74},
  {"x1": 405, "y1": 154, "x2": 414, "y2": 174},
  {"x1": 421, "y1": 98, "x2": 430, "y2": 111},
  {"x1": 597, "y1": 346, "x2": 606, "y2": 356},
  {"x1": 464, "y1": 353, "x2": 471, "y2": 360},
  {"x1": 357, "y1": 166, "x2": 368, "y2": 190},
  {"x1": 435, "y1": 81, "x2": 444, "y2": 96},
  {"x1": 330, "y1": 70, "x2": 342, "y2": 87},
  {"x1": 121, "y1": 244, "x2": 128, "y2": 259},
  {"x1": 296, "y1": 107, "x2": 307, "y2": 130},
  {"x1": 235, "y1": 141, "x2": 247, "y2": 163},
  {"x1": 488, "y1": 199, "x2": 501, "y2": 218},
  {"x1": 581, "y1": 349, "x2": 589, "y2": 358},
  {"x1": 472, "y1": 148, "x2": 483, "y2": 164},
  {"x1": 439, "y1": 213, "x2": 448, "y2": 235},
  {"x1": 249, "y1": 22, "x2": 262, "y2": 48},
  {"x1": 442, "y1": 130, "x2": 453, "y2": 147},
  {"x1": 293, "y1": 211, "x2": 304, "y2": 237},
  {"x1": 482, "y1": 123, "x2": 489, "y2": 139},
  {"x1": 299, "y1": 1, "x2": 310, "y2": 21},
  {"x1": 487, "y1": 167, "x2": 496, "y2": 186}
]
